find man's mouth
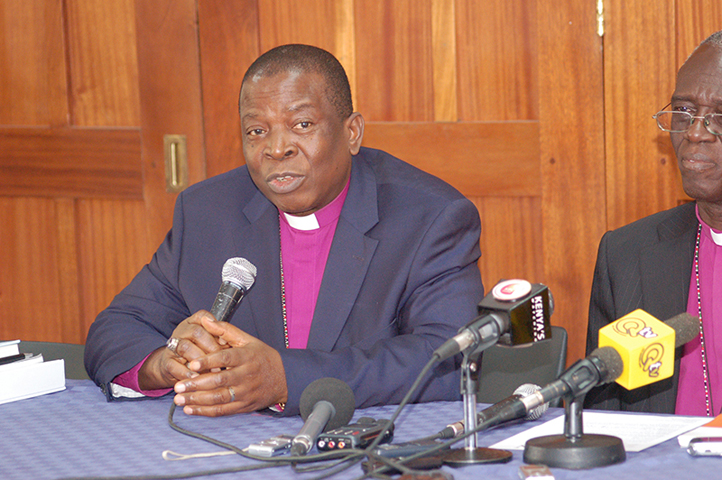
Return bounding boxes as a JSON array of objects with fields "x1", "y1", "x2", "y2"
[
  {"x1": 267, "y1": 173, "x2": 303, "y2": 193},
  {"x1": 680, "y1": 156, "x2": 716, "y2": 173}
]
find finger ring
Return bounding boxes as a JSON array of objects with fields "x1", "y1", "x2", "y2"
[
  {"x1": 228, "y1": 386, "x2": 236, "y2": 403},
  {"x1": 166, "y1": 337, "x2": 180, "y2": 354}
]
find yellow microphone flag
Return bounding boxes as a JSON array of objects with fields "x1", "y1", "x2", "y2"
[{"x1": 598, "y1": 309, "x2": 676, "y2": 390}]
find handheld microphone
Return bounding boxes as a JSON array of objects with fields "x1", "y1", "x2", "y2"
[
  {"x1": 210, "y1": 257, "x2": 257, "y2": 322},
  {"x1": 439, "y1": 383, "x2": 549, "y2": 438},
  {"x1": 291, "y1": 378, "x2": 355, "y2": 456},
  {"x1": 512, "y1": 312, "x2": 699, "y2": 417},
  {"x1": 433, "y1": 279, "x2": 554, "y2": 362}
]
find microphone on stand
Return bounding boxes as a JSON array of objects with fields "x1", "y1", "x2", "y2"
[
  {"x1": 433, "y1": 279, "x2": 553, "y2": 362},
  {"x1": 210, "y1": 257, "x2": 257, "y2": 322},
  {"x1": 439, "y1": 383, "x2": 549, "y2": 439},
  {"x1": 518, "y1": 311, "x2": 699, "y2": 470},
  {"x1": 290, "y1": 378, "x2": 355, "y2": 456},
  {"x1": 436, "y1": 280, "x2": 555, "y2": 467},
  {"x1": 514, "y1": 312, "x2": 699, "y2": 418}
]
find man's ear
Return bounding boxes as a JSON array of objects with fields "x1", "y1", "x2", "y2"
[{"x1": 345, "y1": 112, "x2": 365, "y2": 155}]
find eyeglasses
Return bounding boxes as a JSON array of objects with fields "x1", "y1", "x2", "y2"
[{"x1": 652, "y1": 104, "x2": 722, "y2": 135}]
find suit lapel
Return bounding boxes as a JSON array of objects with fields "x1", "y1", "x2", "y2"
[
  {"x1": 236, "y1": 190, "x2": 287, "y2": 351},
  {"x1": 639, "y1": 202, "x2": 697, "y2": 413},
  {"x1": 307, "y1": 158, "x2": 379, "y2": 351},
  {"x1": 639, "y1": 202, "x2": 697, "y2": 320}
]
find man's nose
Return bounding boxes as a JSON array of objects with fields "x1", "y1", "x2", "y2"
[
  {"x1": 686, "y1": 115, "x2": 717, "y2": 141},
  {"x1": 264, "y1": 130, "x2": 297, "y2": 160}
]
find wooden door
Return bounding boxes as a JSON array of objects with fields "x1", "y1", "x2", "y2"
[{"x1": 0, "y1": 0, "x2": 205, "y2": 343}]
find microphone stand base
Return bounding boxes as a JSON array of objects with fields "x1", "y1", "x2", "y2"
[
  {"x1": 523, "y1": 434, "x2": 625, "y2": 470},
  {"x1": 441, "y1": 447, "x2": 513, "y2": 466}
]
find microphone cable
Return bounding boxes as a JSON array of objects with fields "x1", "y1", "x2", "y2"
[
  {"x1": 165, "y1": 402, "x2": 364, "y2": 467},
  {"x1": 358, "y1": 409, "x2": 524, "y2": 480},
  {"x1": 55, "y1": 402, "x2": 368, "y2": 480}
]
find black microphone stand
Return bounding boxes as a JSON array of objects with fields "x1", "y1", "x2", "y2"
[
  {"x1": 523, "y1": 392, "x2": 625, "y2": 469},
  {"x1": 442, "y1": 348, "x2": 513, "y2": 466}
]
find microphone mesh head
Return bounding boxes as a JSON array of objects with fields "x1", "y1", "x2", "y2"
[
  {"x1": 299, "y1": 378, "x2": 356, "y2": 431},
  {"x1": 221, "y1": 257, "x2": 257, "y2": 290},
  {"x1": 590, "y1": 346, "x2": 625, "y2": 383},
  {"x1": 665, "y1": 312, "x2": 700, "y2": 347},
  {"x1": 514, "y1": 383, "x2": 547, "y2": 420}
]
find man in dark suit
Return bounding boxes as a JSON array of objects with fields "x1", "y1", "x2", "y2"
[
  {"x1": 585, "y1": 32, "x2": 722, "y2": 415},
  {"x1": 84, "y1": 44, "x2": 483, "y2": 417}
]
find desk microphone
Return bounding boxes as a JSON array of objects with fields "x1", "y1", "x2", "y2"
[
  {"x1": 291, "y1": 378, "x2": 355, "y2": 456},
  {"x1": 519, "y1": 311, "x2": 700, "y2": 469},
  {"x1": 210, "y1": 257, "x2": 257, "y2": 322},
  {"x1": 439, "y1": 383, "x2": 548, "y2": 439},
  {"x1": 511, "y1": 312, "x2": 699, "y2": 419},
  {"x1": 433, "y1": 280, "x2": 553, "y2": 362}
]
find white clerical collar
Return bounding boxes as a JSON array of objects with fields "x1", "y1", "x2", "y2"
[
  {"x1": 283, "y1": 212, "x2": 320, "y2": 231},
  {"x1": 711, "y1": 228, "x2": 722, "y2": 246}
]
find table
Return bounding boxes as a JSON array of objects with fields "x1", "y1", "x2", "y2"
[{"x1": 2, "y1": 380, "x2": 720, "y2": 479}]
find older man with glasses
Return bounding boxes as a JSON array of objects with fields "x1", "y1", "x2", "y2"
[{"x1": 584, "y1": 30, "x2": 722, "y2": 416}]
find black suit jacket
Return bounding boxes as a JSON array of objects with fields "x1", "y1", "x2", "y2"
[{"x1": 584, "y1": 201, "x2": 697, "y2": 413}]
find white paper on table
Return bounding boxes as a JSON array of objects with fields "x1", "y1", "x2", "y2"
[{"x1": 489, "y1": 411, "x2": 709, "y2": 452}]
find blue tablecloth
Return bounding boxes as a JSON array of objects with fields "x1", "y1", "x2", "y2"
[{"x1": 1, "y1": 380, "x2": 720, "y2": 479}]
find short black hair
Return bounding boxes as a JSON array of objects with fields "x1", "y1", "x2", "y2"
[{"x1": 241, "y1": 44, "x2": 353, "y2": 119}]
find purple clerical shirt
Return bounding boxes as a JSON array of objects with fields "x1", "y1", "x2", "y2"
[
  {"x1": 676, "y1": 206, "x2": 722, "y2": 416},
  {"x1": 279, "y1": 180, "x2": 349, "y2": 349}
]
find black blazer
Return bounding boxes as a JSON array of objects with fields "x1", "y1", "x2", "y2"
[{"x1": 584, "y1": 201, "x2": 697, "y2": 414}]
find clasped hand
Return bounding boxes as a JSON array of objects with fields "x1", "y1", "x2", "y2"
[{"x1": 139, "y1": 311, "x2": 288, "y2": 417}]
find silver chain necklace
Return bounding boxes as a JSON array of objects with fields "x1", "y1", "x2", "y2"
[{"x1": 279, "y1": 219, "x2": 289, "y2": 349}]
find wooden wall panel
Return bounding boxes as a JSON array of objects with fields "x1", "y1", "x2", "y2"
[
  {"x1": 76, "y1": 199, "x2": 151, "y2": 341},
  {"x1": 65, "y1": 0, "x2": 140, "y2": 126},
  {"x1": 258, "y1": 0, "x2": 347, "y2": 54},
  {"x1": 431, "y1": 0, "x2": 457, "y2": 122},
  {"x1": 0, "y1": 128, "x2": 142, "y2": 199},
  {"x1": 0, "y1": 0, "x2": 67, "y2": 126},
  {"x1": 456, "y1": 0, "x2": 537, "y2": 121},
  {"x1": 676, "y1": 1, "x2": 722, "y2": 70},
  {"x1": 198, "y1": 0, "x2": 259, "y2": 178},
  {"x1": 0, "y1": 0, "x2": 149, "y2": 345},
  {"x1": 354, "y1": 0, "x2": 434, "y2": 121},
  {"x1": 537, "y1": 1, "x2": 606, "y2": 363},
  {"x1": 0, "y1": 198, "x2": 65, "y2": 342},
  {"x1": 55, "y1": 198, "x2": 82, "y2": 342},
  {"x1": 474, "y1": 197, "x2": 544, "y2": 291},
  {"x1": 604, "y1": 0, "x2": 678, "y2": 231},
  {"x1": 135, "y1": 0, "x2": 207, "y2": 247},
  {"x1": 361, "y1": 122, "x2": 540, "y2": 198}
]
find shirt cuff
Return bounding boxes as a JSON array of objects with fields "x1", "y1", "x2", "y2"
[{"x1": 112, "y1": 353, "x2": 173, "y2": 398}]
